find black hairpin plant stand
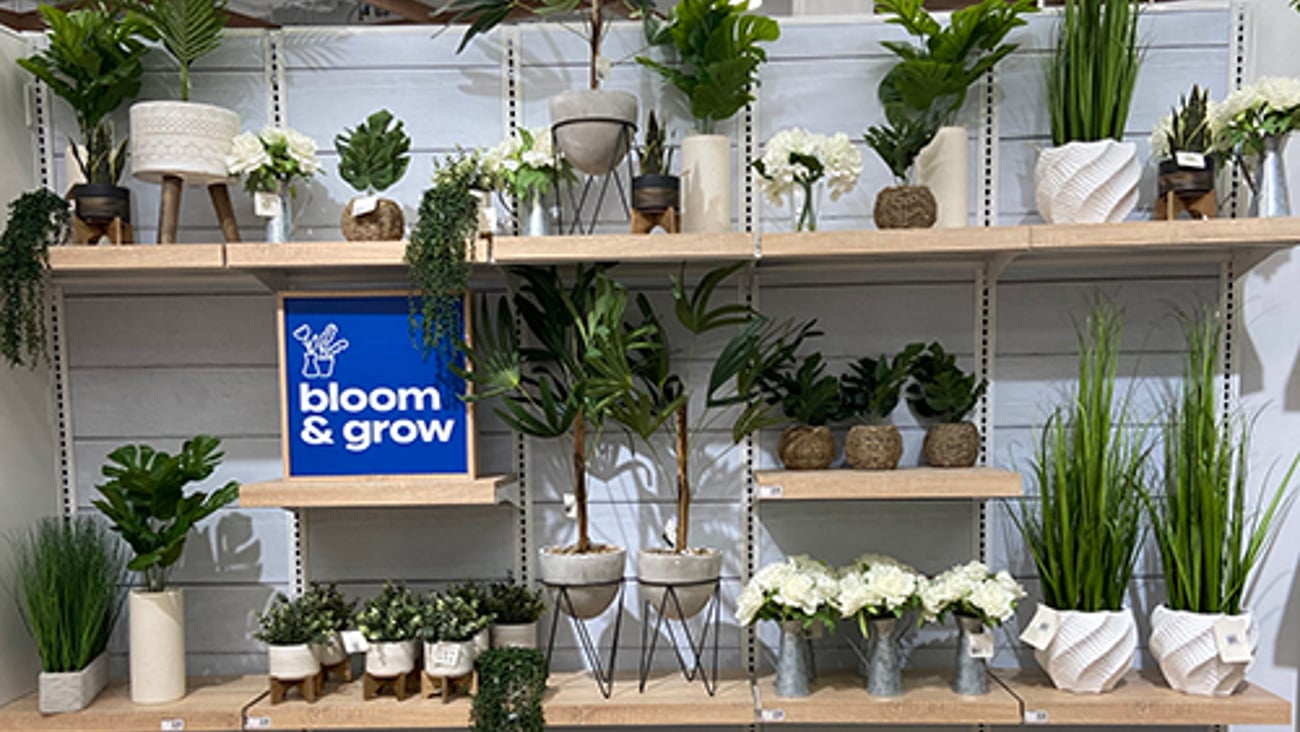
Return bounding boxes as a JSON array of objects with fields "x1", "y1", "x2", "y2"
[
  {"x1": 542, "y1": 578, "x2": 625, "y2": 699},
  {"x1": 551, "y1": 119, "x2": 637, "y2": 235},
  {"x1": 637, "y1": 578, "x2": 723, "y2": 696}
]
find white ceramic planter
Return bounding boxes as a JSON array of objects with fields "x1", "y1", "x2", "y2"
[
  {"x1": 472, "y1": 628, "x2": 490, "y2": 655},
  {"x1": 538, "y1": 546, "x2": 626, "y2": 620},
  {"x1": 129, "y1": 101, "x2": 240, "y2": 185},
  {"x1": 680, "y1": 134, "x2": 731, "y2": 233},
  {"x1": 129, "y1": 589, "x2": 186, "y2": 704},
  {"x1": 637, "y1": 548, "x2": 723, "y2": 620},
  {"x1": 267, "y1": 644, "x2": 320, "y2": 682},
  {"x1": 1150, "y1": 605, "x2": 1257, "y2": 696},
  {"x1": 364, "y1": 640, "x2": 418, "y2": 678},
  {"x1": 38, "y1": 651, "x2": 109, "y2": 714},
  {"x1": 549, "y1": 89, "x2": 637, "y2": 176},
  {"x1": 312, "y1": 631, "x2": 348, "y2": 666},
  {"x1": 1034, "y1": 140, "x2": 1140, "y2": 224},
  {"x1": 915, "y1": 126, "x2": 968, "y2": 228},
  {"x1": 1023, "y1": 605, "x2": 1136, "y2": 694},
  {"x1": 491, "y1": 622, "x2": 539, "y2": 649},
  {"x1": 424, "y1": 640, "x2": 476, "y2": 678}
]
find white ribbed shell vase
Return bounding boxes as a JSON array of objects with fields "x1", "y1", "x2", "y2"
[
  {"x1": 1150, "y1": 605, "x2": 1257, "y2": 696},
  {"x1": 1034, "y1": 140, "x2": 1140, "y2": 224},
  {"x1": 130, "y1": 101, "x2": 240, "y2": 185},
  {"x1": 1030, "y1": 606, "x2": 1137, "y2": 693}
]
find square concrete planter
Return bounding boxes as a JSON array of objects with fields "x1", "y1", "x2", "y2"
[{"x1": 38, "y1": 651, "x2": 109, "y2": 713}]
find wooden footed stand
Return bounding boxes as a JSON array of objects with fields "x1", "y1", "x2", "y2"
[
  {"x1": 322, "y1": 657, "x2": 352, "y2": 683},
  {"x1": 420, "y1": 671, "x2": 475, "y2": 704},
  {"x1": 269, "y1": 673, "x2": 322, "y2": 704},
  {"x1": 1156, "y1": 189, "x2": 1217, "y2": 220},
  {"x1": 72, "y1": 216, "x2": 134, "y2": 245},
  {"x1": 631, "y1": 207, "x2": 679, "y2": 234},
  {"x1": 158, "y1": 175, "x2": 243, "y2": 244},
  {"x1": 363, "y1": 669, "x2": 419, "y2": 701}
]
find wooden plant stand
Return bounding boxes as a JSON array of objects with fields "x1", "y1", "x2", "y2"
[
  {"x1": 362, "y1": 669, "x2": 419, "y2": 701},
  {"x1": 1156, "y1": 189, "x2": 1217, "y2": 220},
  {"x1": 269, "y1": 673, "x2": 322, "y2": 704},
  {"x1": 631, "y1": 207, "x2": 679, "y2": 234},
  {"x1": 157, "y1": 176, "x2": 242, "y2": 244},
  {"x1": 321, "y1": 658, "x2": 352, "y2": 683},
  {"x1": 71, "y1": 216, "x2": 133, "y2": 245},
  {"x1": 420, "y1": 671, "x2": 476, "y2": 704}
]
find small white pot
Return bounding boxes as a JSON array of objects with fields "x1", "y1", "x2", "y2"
[
  {"x1": 129, "y1": 588, "x2": 186, "y2": 704},
  {"x1": 1150, "y1": 605, "x2": 1257, "y2": 696},
  {"x1": 129, "y1": 101, "x2": 240, "y2": 185},
  {"x1": 680, "y1": 134, "x2": 731, "y2": 233},
  {"x1": 267, "y1": 644, "x2": 320, "y2": 682},
  {"x1": 472, "y1": 628, "x2": 490, "y2": 656},
  {"x1": 312, "y1": 631, "x2": 348, "y2": 666},
  {"x1": 538, "y1": 546, "x2": 626, "y2": 620},
  {"x1": 1024, "y1": 604, "x2": 1136, "y2": 694},
  {"x1": 549, "y1": 89, "x2": 637, "y2": 176},
  {"x1": 424, "y1": 640, "x2": 476, "y2": 678},
  {"x1": 1034, "y1": 140, "x2": 1140, "y2": 224},
  {"x1": 915, "y1": 126, "x2": 968, "y2": 228},
  {"x1": 491, "y1": 622, "x2": 538, "y2": 649},
  {"x1": 364, "y1": 640, "x2": 418, "y2": 678},
  {"x1": 637, "y1": 548, "x2": 723, "y2": 620},
  {"x1": 38, "y1": 651, "x2": 109, "y2": 714}
]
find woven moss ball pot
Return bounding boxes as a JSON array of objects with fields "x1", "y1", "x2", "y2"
[
  {"x1": 341, "y1": 197, "x2": 405, "y2": 241},
  {"x1": 845, "y1": 424, "x2": 903, "y2": 470},
  {"x1": 874, "y1": 185, "x2": 937, "y2": 229},
  {"x1": 923, "y1": 422, "x2": 980, "y2": 468},
  {"x1": 778, "y1": 425, "x2": 836, "y2": 470}
]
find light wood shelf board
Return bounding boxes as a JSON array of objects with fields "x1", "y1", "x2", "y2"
[
  {"x1": 0, "y1": 676, "x2": 263, "y2": 731},
  {"x1": 492, "y1": 233, "x2": 754, "y2": 263},
  {"x1": 760, "y1": 227, "x2": 1031, "y2": 260},
  {"x1": 753, "y1": 467, "x2": 1022, "y2": 500},
  {"x1": 239, "y1": 474, "x2": 515, "y2": 508},
  {"x1": 243, "y1": 677, "x2": 469, "y2": 730},
  {"x1": 997, "y1": 670, "x2": 1292, "y2": 726},
  {"x1": 224, "y1": 241, "x2": 409, "y2": 270},
  {"x1": 755, "y1": 670, "x2": 1021, "y2": 724},
  {"x1": 1027, "y1": 218, "x2": 1300, "y2": 251},
  {"x1": 49, "y1": 244, "x2": 226, "y2": 274}
]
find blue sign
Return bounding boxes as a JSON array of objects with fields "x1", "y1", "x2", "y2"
[{"x1": 281, "y1": 294, "x2": 469, "y2": 477}]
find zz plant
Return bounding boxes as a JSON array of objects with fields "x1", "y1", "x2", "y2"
[
  {"x1": 336, "y1": 109, "x2": 412, "y2": 196},
  {"x1": 840, "y1": 345, "x2": 924, "y2": 425},
  {"x1": 0, "y1": 189, "x2": 70, "y2": 368},
  {"x1": 906, "y1": 342, "x2": 987, "y2": 423}
]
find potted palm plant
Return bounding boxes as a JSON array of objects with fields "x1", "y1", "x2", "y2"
[
  {"x1": 1145, "y1": 313, "x2": 1297, "y2": 696},
  {"x1": 420, "y1": 593, "x2": 489, "y2": 680},
  {"x1": 1153, "y1": 86, "x2": 1220, "y2": 220},
  {"x1": 0, "y1": 189, "x2": 70, "y2": 369},
  {"x1": 905, "y1": 342, "x2": 988, "y2": 468},
  {"x1": 302, "y1": 583, "x2": 356, "y2": 674},
  {"x1": 255, "y1": 593, "x2": 326, "y2": 701},
  {"x1": 92, "y1": 435, "x2": 239, "y2": 704},
  {"x1": 1011, "y1": 300, "x2": 1148, "y2": 693},
  {"x1": 839, "y1": 344, "x2": 923, "y2": 470},
  {"x1": 17, "y1": 4, "x2": 151, "y2": 232},
  {"x1": 11, "y1": 516, "x2": 128, "y2": 713},
  {"x1": 355, "y1": 581, "x2": 424, "y2": 685},
  {"x1": 485, "y1": 582, "x2": 546, "y2": 649},
  {"x1": 638, "y1": 0, "x2": 780, "y2": 233},
  {"x1": 336, "y1": 109, "x2": 411, "y2": 241},
  {"x1": 1034, "y1": 0, "x2": 1143, "y2": 224}
]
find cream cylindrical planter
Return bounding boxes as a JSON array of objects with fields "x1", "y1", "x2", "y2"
[
  {"x1": 38, "y1": 651, "x2": 109, "y2": 713},
  {"x1": 129, "y1": 589, "x2": 186, "y2": 704},
  {"x1": 424, "y1": 640, "x2": 476, "y2": 678},
  {"x1": 472, "y1": 627, "x2": 490, "y2": 656},
  {"x1": 1150, "y1": 605, "x2": 1257, "y2": 696},
  {"x1": 268, "y1": 644, "x2": 321, "y2": 682},
  {"x1": 915, "y1": 126, "x2": 968, "y2": 228},
  {"x1": 129, "y1": 101, "x2": 240, "y2": 185},
  {"x1": 491, "y1": 622, "x2": 539, "y2": 649},
  {"x1": 680, "y1": 134, "x2": 731, "y2": 233},
  {"x1": 1034, "y1": 140, "x2": 1140, "y2": 224},
  {"x1": 1024, "y1": 605, "x2": 1136, "y2": 693},
  {"x1": 364, "y1": 640, "x2": 418, "y2": 678}
]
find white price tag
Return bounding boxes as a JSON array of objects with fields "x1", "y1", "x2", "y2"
[
  {"x1": 246, "y1": 715, "x2": 272, "y2": 730},
  {"x1": 563, "y1": 493, "x2": 577, "y2": 519},
  {"x1": 967, "y1": 627, "x2": 995, "y2": 659},
  {"x1": 1175, "y1": 151, "x2": 1208, "y2": 169},
  {"x1": 760, "y1": 709, "x2": 786, "y2": 722},
  {"x1": 1214, "y1": 616, "x2": 1253, "y2": 664},
  {"x1": 434, "y1": 644, "x2": 464, "y2": 667},
  {"x1": 340, "y1": 629, "x2": 368, "y2": 654},
  {"x1": 1019, "y1": 605, "x2": 1059, "y2": 651},
  {"x1": 254, "y1": 192, "x2": 282, "y2": 218},
  {"x1": 1024, "y1": 709, "x2": 1049, "y2": 724},
  {"x1": 352, "y1": 195, "x2": 379, "y2": 216},
  {"x1": 758, "y1": 484, "x2": 783, "y2": 499},
  {"x1": 160, "y1": 718, "x2": 185, "y2": 731}
]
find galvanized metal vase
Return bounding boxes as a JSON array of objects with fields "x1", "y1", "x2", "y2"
[
  {"x1": 1250, "y1": 135, "x2": 1291, "y2": 218},
  {"x1": 266, "y1": 193, "x2": 291, "y2": 243},
  {"x1": 774, "y1": 621, "x2": 814, "y2": 697},
  {"x1": 865, "y1": 616, "x2": 903, "y2": 697},
  {"x1": 523, "y1": 192, "x2": 554, "y2": 236},
  {"x1": 954, "y1": 614, "x2": 990, "y2": 695}
]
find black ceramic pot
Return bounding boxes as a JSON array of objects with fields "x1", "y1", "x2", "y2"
[
  {"x1": 1157, "y1": 155, "x2": 1217, "y2": 198},
  {"x1": 632, "y1": 174, "x2": 680, "y2": 214},
  {"x1": 71, "y1": 184, "x2": 131, "y2": 225}
]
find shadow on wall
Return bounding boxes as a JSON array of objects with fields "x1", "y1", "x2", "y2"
[{"x1": 182, "y1": 513, "x2": 264, "y2": 582}]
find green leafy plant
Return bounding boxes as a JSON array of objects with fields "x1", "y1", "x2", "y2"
[
  {"x1": 759, "y1": 353, "x2": 841, "y2": 427},
  {"x1": 124, "y1": 0, "x2": 228, "y2": 102},
  {"x1": 420, "y1": 593, "x2": 489, "y2": 643},
  {"x1": 485, "y1": 581, "x2": 546, "y2": 625},
  {"x1": 839, "y1": 344, "x2": 924, "y2": 425},
  {"x1": 905, "y1": 342, "x2": 987, "y2": 423},
  {"x1": 254, "y1": 593, "x2": 325, "y2": 646},
  {"x1": 471, "y1": 648, "x2": 547, "y2": 732},
  {"x1": 637, "y1": 0, "x2": 780, "y2": 134},
  {"x1": 302, "y1": 583, "x2": 356, "y2": 632},
  {"x1": 638, "y1": 111, "x2": 673, "y2": 177},
  {"x1": 335, "y1": 109, "x2": 412, "y2": 195},
  {"x1": 354, "y1": 581, "x2": 424, "y2": 643},
  {"x1": 863, "y1": 116, "x2": 937, "y2": 183},
  {"x1": 91, "y1": 435, "x2": 240, "y2": 593},
  {"x1": 1144, "y1": 313, "x2": 1297, "y2": 615},
  {"x1": 1162, "y1": 85, "x2": 1214, "y2": 158},
  {"x1": 1011, "y1": 300, "x2": 1149, "y2": 611},
  {"x1": 1047, "y1": 0, "x2": 1142, "y2": 146},
  {"x1": 10, "y1": 516, "x2": 128, "y2": 673},
  {"x1": 0, "y1": 189, "x2": 70, "y2": 368}
]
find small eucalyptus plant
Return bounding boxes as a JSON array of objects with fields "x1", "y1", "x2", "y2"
[
  {"x1": 255, "y1": 593, "x2": 325, "y2": 646},
  {"x1": 354, "y1": 581, "x2": 424, "y2": 643},
  {"x1": 485, "y1": 581, "x2": 546, "y2": 625},
  {"x1": 336, "y1": 109, "x2": 412, "y2": 196},
  {"x1": 302, "y1": 583, "x2": 357, "y2": 633},
  {"x1": 420, "y1": 593, "x2": 489, "y2": 643}
]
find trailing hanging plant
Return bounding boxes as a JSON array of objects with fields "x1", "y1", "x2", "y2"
[
  {"x1": 1047, "y1": 0, "x2": 1142, "y2": 146},
  {"x1": 840, "y1": 344, "x2": 925, "y2": 425},
  {"x1": 123, "y1": 0, "x2": 229, "y2": 102},
  {"x1": 354, "y1": 581, "x2": 424, "y2": 643},
  {"x1": 335, "y1": 109, "x2": 412, "y2": 195},
  {"x1": 0, "y1": 189, "x2": 70, "y2": 368},
  {"x1": 471, "y1": 648, "x2": 547, "y2": 732},
  {"x1": 255, "y1": 593, "x2": 326, "y2": 646},
  {"x1": 906, "y1": 342, "x2": 987, "y2": 423}
]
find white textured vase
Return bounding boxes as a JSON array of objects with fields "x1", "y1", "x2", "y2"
[
  {"x1": 916, "y1": 126, "x2": 968, "y2": 228},
  {"x1": 129, "y1": 589, "x2": 187, "y2": 704},
  {"x1": 681, "y1": 134, "x2": 731, "y2": 233},
  {"x1": 1026, "y1": 605, "x2": 1136, "y2": 693},
  {"x1": 129, "y1": 101, "x2": 240, "y2": 185},
  {"x1": 1034, "y1": 140, "x2": 1140, "y2": 224},
  {"x1": 424, "y1": 640, "x2": 476, "y2": 678},
  {"x1": 38, "y1": 651, "x2": 109, "y2": 713},
  {"x1": 1150, "y1": 605, "x2": 1257, "y2": 696},
  {"x1": 267, "y1": 644, "x2": 320, "y2": 682},
  {"x1": 364, "y1": 640, "x2": 418, "y2": 678}
]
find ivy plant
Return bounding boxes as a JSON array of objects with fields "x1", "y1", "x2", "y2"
[
  {"x1": 336, "y1": 109, "x2": 412, "y2": 195},
  {"x1": 0, "y1": 189, "x2": 70, "y2": 368},
  {"x1": 471, "y1": 648, "x2": 546, "y2": 732}
]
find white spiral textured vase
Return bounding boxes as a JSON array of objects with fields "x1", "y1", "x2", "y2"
[
  {"x1": 1031, "y1": 607, "x2": 1137, "y2": 693},
  {"x1": 130, "y1": 101, "x2": 240, "y2": 185},
  {"x1": 1150, "y1": 605, "x2": 1257, "y2": 696},
  {"x1": 1034, "y1": 140, "x2": 1140, "y2": 224},
  {"x1": 916, "y1": 126, "x2": 968, "y2": 228}
]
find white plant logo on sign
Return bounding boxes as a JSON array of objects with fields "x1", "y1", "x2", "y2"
[{"x1": 293, "y1": 323, "x2": 350, "y2": 379}]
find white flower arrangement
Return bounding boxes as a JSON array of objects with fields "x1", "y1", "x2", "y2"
[
  {"x1": 1212, "y1": 77, "x2": 1300, "y2": 158},
  {"x1": 736, "y1": 554, "x2": 840, "y2": 632},
  {"x1": 484, "y1": 127, "x2": 571, "y2": 200},
  {"x1": 920, "y1": 560, "x2": 1025, "y2": 628},
  {"x1": 227, "y1": 126, "x2": 322, "y2": 195},
  {"x1": 834, "y1": 554, "x2": 924, "y2": 630},
  {"x1": 753, "y1": 128, "x2": 863, "y2": 231}
]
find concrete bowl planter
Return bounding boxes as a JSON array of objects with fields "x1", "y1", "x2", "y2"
[
  {"x1": 538, "y1": 545, "x2": 626, "y2": 620},
  {"x1": 549, "y1": 90, "x2": 637, "y2": 177},
  {"x1": 38, "y1": 652, "x2": 109, "y2": 714},
  {"x1": 637, "y1": 548, "x2": 723, "y2": 620}
]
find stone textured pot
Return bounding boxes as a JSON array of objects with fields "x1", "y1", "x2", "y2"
[
  {"x1": 341, "y1": 197, "x2": 404, "y2": 241},
  {"x1": 874, "y1": 185, "x2": 936, "y2": 229},
  {"x1": 923, "y1": 422, "x2": 980, "y2": 468},
  {"x1": 1026, "y1": 605, "x2": 1136, "y2": 694},
  {"x1": 778, "y1": 425, "x2": 836, "y2": 470},
  {"x1": 129, "y1": 588, "x2": 186, "y2": 704},
  {"x1": 491, "y1": 622, "x2": 539, "y2": 649},
  {"x1": 129, "y1": 101, "x2": 239, "y2": 185},
  {"x1": 365, "y1": 640, "x2": 418, "y2": 678},
  {"x1": 538, "y1": 546, "x2": 626, "y2": 620},
  {"x1": 637, "y1": 548, "x2": 723, "y2": 620},
  {"x1": 268, "y1": 644, "x2": 320, "y2": 682},
  {"x1": 774, "y1": 620, "x2": 814, "y2": 697},
  {"x1": 845, "y1": 424, "x2": 903, "y2": 470},
  {"x1": 549, "y1": 89, "x2": 636, "y2": 176},
  {"x1": 1150, "y1": 605, "x2": 1257, "y2": 696},
  {"x1": 312, "y1": 632, "x2": 348, "y2": 666},
  {"x1": 680, "y1": 135, "x2": 731, "y2": 233},
  {"x1": 424, "y1": 640, "x2": 476, "y2": 678},
  {"x1": 915, "y1": 126, "x2": 968, "y2": 228},
  {"x1": 71, "y1": 184, "x2": 131, "y2": 225},
  {"x1": 38, "y1": 651, "x2": 109, "y2": 713},
  {"x1": 1034, "y1": 140, "x2": 1139, "y2": 224}
]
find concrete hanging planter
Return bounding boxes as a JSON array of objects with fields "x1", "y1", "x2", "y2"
[
  {"x1": 1149, "y1": 605, "x2": 1257, "y2": 696},
  {"x1": 38, "y1": 651, "x2": 109, "y2": 714},
  {"x1": 680, "y1": 134, "x2": 731, "y2": 233},
  {"x1": 549, "y1": 90, "x2": 637, "y2": 177},
  {"x1": 129, "y1": 588, "x2": 187, "y2": 704},
  {"x1": 637, "y1": 548, "x2": 723, "y2": 620},
  {"x1": 1034, "y1": 140, "x2": 1140, "y2": 224},
  {"x1": 538, "y1": 545, "x2": 626, "y2": 620},
  {"x1": 130, "y1": 101, "x2": 240, "y2": 185},
  {"x1": 1023, "y1": 604, "x2": 1136, "y2": 694}
]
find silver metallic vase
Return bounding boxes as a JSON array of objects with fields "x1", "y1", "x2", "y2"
[
  {"x1": 865, "y1": 616, "x2": 902, "y2": 697},
  {"x1": 1250, "y1": 134, "x2": 1291, "y2": 218},
  {"x1": 953, "y1": 614, "x2": 990, "y2": 695},
  {"x1": 774, "y1": 621, "x2": 814, "y2": 697}
]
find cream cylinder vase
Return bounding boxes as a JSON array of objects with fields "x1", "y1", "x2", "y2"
[
  {"x1": 680, "y1": 135, "x2": 731, "y2": 233},
  {"x1": 1150, "y1": 605, "x2": 1257, "y2": 696},
  {"x1": 129, "y1": 101, "x2": 240, "y2": 184},
  {"x1": 1034, "y1": 140, "x2": 1140, "y2": 224},
  {"x1": 1023, "y1": 605, "x2": 1136, "y2": 693},
  {"x1": 915, "y1": 126, "x2": 968, "y2": 228},
  {"x1": 129, "y1": 589, "x2": 186, "y2": 704}
]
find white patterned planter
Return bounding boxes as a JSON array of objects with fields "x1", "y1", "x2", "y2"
[
  {"x1": 364, "y1": 640, "x2": 418, "y2": 678},
  {"x1": 38, "y1": 651, "x2": 109, "y2": 713},
  {"x1": 1034, "y1": 140, "x2": 1140, "y2": 224},
  {"x1": 267, "y1": 644, "x2": 320, "y2": 682},
  {"x1": 424, "y1": 640, "x2": 476, "y2": 678},
  {"x1": 130, "y1": 101, "x2": 239, "y2": 185},
  {"x1": 1022, "y1": 605, "x2": 1136, "y2": 693},
  {"x1": 1150, "y1": 605, "x2": 1257, "y2": 696}
]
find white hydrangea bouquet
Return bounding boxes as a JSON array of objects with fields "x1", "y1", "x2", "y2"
[
  {"x1": 1213, "y1": 77, "x2": 1300, "y2": 159},
  {"x1": 227, "y1": 126, "x2": 322, "y2": 196},
  {"x1": 834, "y1": 554, "x2": 924, "y2": 635},
  {"x1": 485, "y1": 127, "x2": 572, "y2": 201},
  {"x1": 737, "y1": 555, "x2": 840, "y2": 633},
  {"x1": 920, "y1": 560, "x2": 1025, "y2": 627},
  {"x1": 752, "y1": 128, "x2": 863, "y2": 232}
]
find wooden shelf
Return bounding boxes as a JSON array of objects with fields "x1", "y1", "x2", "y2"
[
  {"x1": 0, "y1": 676, "x2": 263, "y2": 731},
  {"x1": 49, "y1": 244, "x2": 225, "y2": 274},
  {"x1": 754, "y1": 467, "x2": 1022, "y2": 500},
  {"x1": 755, "y1": 670, "x2": 1022, "y2": 725},
  {"x1": 239, "y1": 474, "x2": 516, "y2": 508},
  {"x1": 491, "y1": 232, "x2": 754, "y2": 263},
  {"x1": 762, "y1": 226, "x2": 1030, "y2": 260},
  {"x1": 997, "y1": 670, "x2": 1292, "y2": 726},
  {"x1": 1027, "y1": 217, "x2": 1300, "y2": 251},
  {"x1": 225, "y1": 241, "x2": 406, "y2": 270}
]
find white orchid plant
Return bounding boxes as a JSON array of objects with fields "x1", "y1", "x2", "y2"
[
  {"x1": 752, "y1": 128, "x2": 863, "y2": 232},
  {"x1": 737, "y1": 555, "x2": 840, "y2": 633},
  {"x1": 920, "y1": 560, "x2": 1025, "y2": 628},
  {"x1": 834, "y1": 554, "x2": 925, "y2": 636},
  {"x1": 484, "y1": 127, "x2": 573, "y2": 201},
  {"x1": 227, "y1": 126, "x2": 322, "y2": 196}
]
